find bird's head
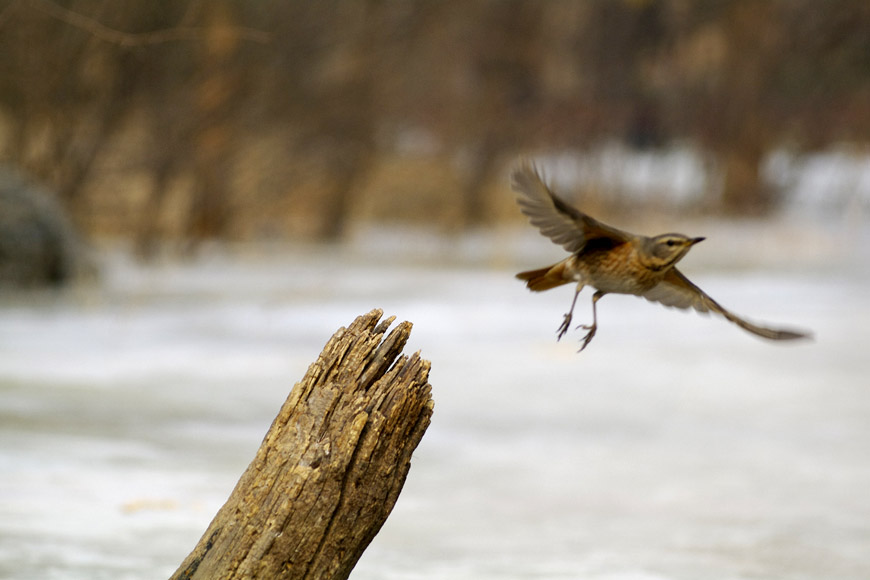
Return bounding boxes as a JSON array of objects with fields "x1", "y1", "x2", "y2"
[{"x1": 642, "y1": 234, "x2": 705, "y2": 270}]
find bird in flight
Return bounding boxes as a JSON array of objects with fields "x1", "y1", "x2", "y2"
[{"x1": 512, "y1": 162, "x2": 811, "y2": 351}]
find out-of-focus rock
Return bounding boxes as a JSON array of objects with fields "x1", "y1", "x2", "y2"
[{"x1": 0, "y1": 169, "x2": 94, "y2": 288}]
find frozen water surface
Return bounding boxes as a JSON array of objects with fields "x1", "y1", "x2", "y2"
[{"x1": 1, "y1": 220, "x2": 868, "y2": 580}]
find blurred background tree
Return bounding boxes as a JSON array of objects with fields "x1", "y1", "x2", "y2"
[{"x1": 0, "y1": 0, "x2": 867, "y2": 253}]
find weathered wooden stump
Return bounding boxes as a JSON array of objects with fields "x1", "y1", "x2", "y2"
[{"x1": 170, "y1": 309, "x2": 434, "y2": 580}]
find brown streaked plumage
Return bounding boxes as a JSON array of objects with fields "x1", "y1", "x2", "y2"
[{"x1": 512, "y1": 162, "x2": 811, "y2": 351}]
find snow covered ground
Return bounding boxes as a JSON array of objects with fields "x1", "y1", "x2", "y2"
[{"x1": 0, "y1": 218, "x2": 868, "y2": 580}]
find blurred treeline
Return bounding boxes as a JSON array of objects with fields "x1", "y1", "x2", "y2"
[{"x1": 0, "y1": 0, "x2": 868, "y2": 251}]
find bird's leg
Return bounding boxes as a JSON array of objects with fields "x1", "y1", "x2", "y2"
[
  {"x1": 557, "y1": 285, "x2": 583, "y2": 341},
  {"x1": 577, "y1": 291, "x2": 605, "y2": 352}
]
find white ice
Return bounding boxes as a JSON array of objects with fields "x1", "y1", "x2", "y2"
[{"x1": 0, "y1": 218, "x2": 868, "y2": 580}]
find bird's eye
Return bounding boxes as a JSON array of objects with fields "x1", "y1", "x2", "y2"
[{"x1": 666, "y1": 240, "x2": 676, "y2": 247}]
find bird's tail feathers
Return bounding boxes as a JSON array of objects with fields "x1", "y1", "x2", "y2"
[{"x1": 516, "y1": 261, "x2": 570, "y2": 292}]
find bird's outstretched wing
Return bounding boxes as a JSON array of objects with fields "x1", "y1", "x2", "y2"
[
  {"x1": 511, "y1": 162, "x2": 632, "y2": 253},
  {"x1": 643, "y1": 268, "x2": 811, "y2": 341}
]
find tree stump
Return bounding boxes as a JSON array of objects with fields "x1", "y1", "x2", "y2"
[{"x1": 170, "y1": 309, "x2": 434, "y2": 580}]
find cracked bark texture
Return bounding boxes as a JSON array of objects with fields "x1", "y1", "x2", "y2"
[{"x1": 170, "y1": 309, "x2": 434, "y2": 580}]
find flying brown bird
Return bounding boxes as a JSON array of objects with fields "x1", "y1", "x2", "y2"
[{"x1": 512, "y1": 163, "x2": 811, "y2": 351}]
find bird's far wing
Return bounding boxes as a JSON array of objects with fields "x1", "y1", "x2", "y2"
[
  {"x1": 643, "y1": 268, "x2": 811, "y2": 341},
  {"x1": 511, "y1": 162, "x2": 631, "y2": 253}
]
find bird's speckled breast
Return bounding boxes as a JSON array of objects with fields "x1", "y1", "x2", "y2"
[{"x1": 568, "y1": 242, "x2": 664, "y2": 295}]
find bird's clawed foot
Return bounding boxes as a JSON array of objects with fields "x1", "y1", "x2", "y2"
[
  {"x1": 576, "y1": 323, "x2": 597, "y2": 352},
  {"x1": 556, "y1": 313, "x2": 573, "y2": 341},
  {"x1": 556, "y1": 317, "x2": 598, "y2": 351}
]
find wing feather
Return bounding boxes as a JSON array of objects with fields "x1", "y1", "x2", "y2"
[
  {"x1": 511, "y1": 163, "x2": 631, "y2": 253},
  {"x1": 644, "y1": 269, "x2": 811, "y2": 341}
]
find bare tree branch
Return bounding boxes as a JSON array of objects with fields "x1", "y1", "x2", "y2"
[{"x1": 27, "y1": 0, "x2": 270, "y2": 46}]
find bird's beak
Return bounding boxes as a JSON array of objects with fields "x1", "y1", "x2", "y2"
[{"x1": 691, "y1": 237, "x2": 706, "y2": 245}]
